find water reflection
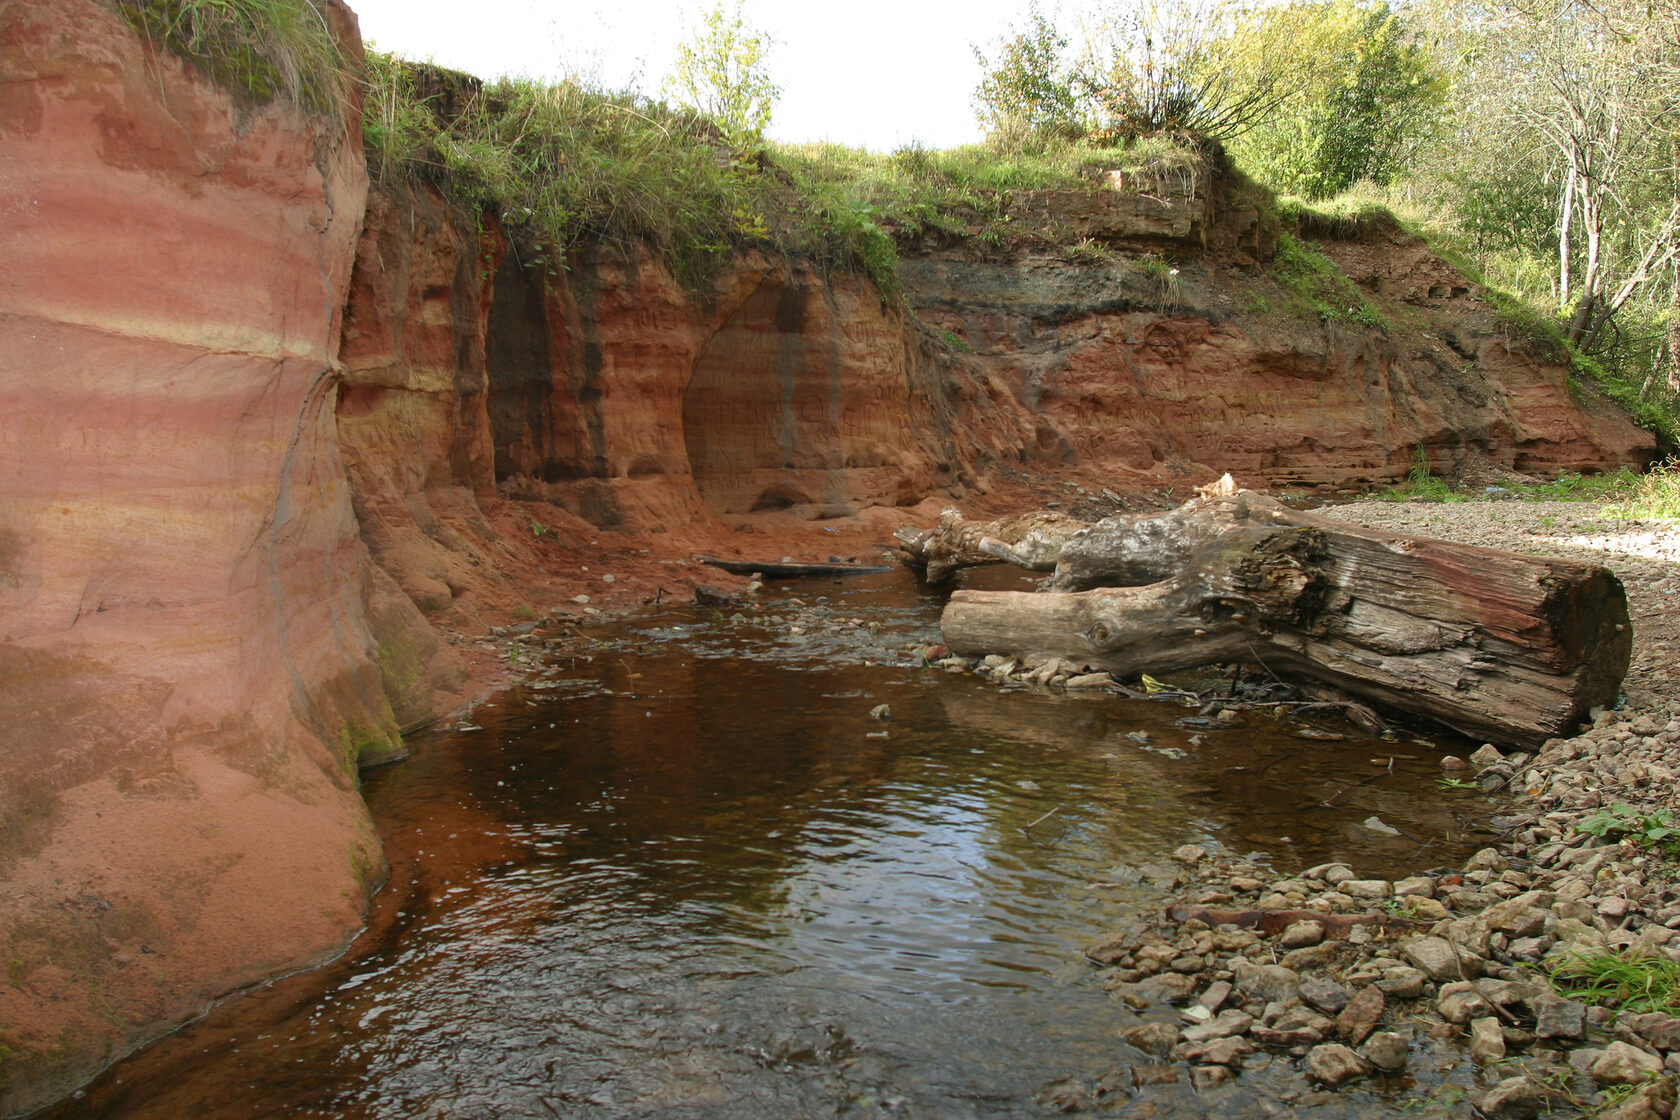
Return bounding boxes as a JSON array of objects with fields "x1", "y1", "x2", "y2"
[{"x1": 51, "y1": 572, "x2": 1498, "y2": 1119}]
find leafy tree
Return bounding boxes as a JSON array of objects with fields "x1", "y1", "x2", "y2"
[
  {"x1": 1234, "y1": 2, "x2": 1448, "y2": 199},
  {"x1": 973, "y1": 4, "x2": 1083, "y2": 141},
  {"x1": 664, "y1": 1, "x2": 779, "y2": 145},
  {"x1": 1426, "y1": 0, "x2": 1680, "y2": 345}
]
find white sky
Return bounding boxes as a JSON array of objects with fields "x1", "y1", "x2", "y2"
[{"x1": 346, "y1": 0, "x2": 1036, "y2": 152}]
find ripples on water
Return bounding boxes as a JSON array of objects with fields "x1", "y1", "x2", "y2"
[{"x1": 57, "y1": 570, "x2": 1499, "y2": 1119}]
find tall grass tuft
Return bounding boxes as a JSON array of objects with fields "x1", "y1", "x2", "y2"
[
  {"x1": 1550, "y1": 948, "x2": 1680, "y2": 1017},
  {"x1": 110, "y1": 0, "x2": 347, "y2": 114},
  {"x1": 1604, "y1": 458, "x2": 1680, "y2": 520}
]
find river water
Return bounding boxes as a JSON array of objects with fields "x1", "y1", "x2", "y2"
[{"x1": 54, "y1": 570, "x2": 1498, "y2": 1118}]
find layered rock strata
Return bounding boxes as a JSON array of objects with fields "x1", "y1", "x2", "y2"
[{"x1": 0, "y1": 2, "x2": 402, "y2": 1109}]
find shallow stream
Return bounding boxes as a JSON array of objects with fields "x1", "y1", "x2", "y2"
[{"x1": 55, "y1": 570, "x2": 1501, "y2": 1118}]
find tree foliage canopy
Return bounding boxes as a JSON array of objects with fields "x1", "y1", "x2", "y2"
[{"x1": 664, "y1": 1, "x2": 779, "y2": 144}]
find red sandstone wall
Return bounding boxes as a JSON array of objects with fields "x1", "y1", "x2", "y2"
[
  {"x1": 0, "y1": 2, "x2": 392, "y2": 1109},
  {"x1": 337, "y1": 186, "x2": 1039, "y2": 625}
]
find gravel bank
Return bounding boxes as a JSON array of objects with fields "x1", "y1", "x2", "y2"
[{"x1": 1077, "y1": 498, "x2": 1680, "y2": 1117}]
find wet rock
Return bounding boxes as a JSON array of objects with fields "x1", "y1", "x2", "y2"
[
  {"x1": 1437, "y1": 981, "x2": 1495, "y2": 1025},
  {"x1": 1190, "y1": 1064, "x2": 1236, "y2": 1090},
  {"x1": 1304, "y1": 1043, "x2": 1372, "y2": 1087},
  {"x1": 1188, "y1": 1036, "x2": 1253, "y2": 1067},
  {"x1": 1305, "y1": 862, "x2": 1356, "y2": 885},
  {"x1": 1403, "y1": 936, "x2": 1475, "y2": 982},
  {"x1": 1393, "y1": 875, "x2": 1435, "y2": 898},
  {"x1": 1466, "y1": 846, "x2": 1510, "y2": 872},
  {"x1": 1469, "y1": 1017, "x2": 1507, "y2": 1064},
  {"x1": 1085, "y1": 936, "x2": 1130, "y2": 965},
  {"x1": 1197, "y1": 979, "x2": 1234, "y2": 1013},
  {"x1": 1173, "y1": 844, "x2": 1208, "y2": 865},
  {"x1": 1470, "y1": 744, "x2": 1506, "y2": 771},
  {"x1": 1359, "y1": 1030, "x2": 1409, "y2": 1072},
  {"x1": 1037, "y1": 1078, "x2": 1087, "y2": 1113},
  {"x1": 869, "y1": 704, "x2": 891, "y2": 721},
  {"x1": 1337, "y1": 985, "x2": 1385, "y2": 1045},
  {"x1": 1112, "y1": 973, "x2": 1198, "y2": 1009},
  {"x1": 1299, "y1": 976, "x2": 1352, "y2": 1015},
  {"x1": 1598, "y1": 1078, "x2": 1677, "y2": 1120},
  {"x1": 1534, "y1": 997, "x2": 1588, "y2": 1041},
  {"x1": 1279, "y1": 920, "x2": 1325, "y2": 949},
  {"x1": 1130, "y1": 1063, "x2": 1180, "y2": 1087},
  {"x1": 1479, "y1": 1075, "x2": 1550, "y2": 1119},
  {"x1": 1250, "y1": 1023, "x2": 1324, "y2": 1047},
  {"x1": 1591, "y1": 1041, "x2": 1666, "y2": 1084},
  {"x1": 1064, "y1": 672, "x2": 1113, "y2": 689},
  {"x1": 1121, "y1": 1021, "x2": 1181, "y2": 1056},
  {"x1": 1233, "y1": 960, "x2": 1300, "y2": 1004},
  {"x1": 1180, "y1": 1010, "x2": 1253, "y2": 1044}
]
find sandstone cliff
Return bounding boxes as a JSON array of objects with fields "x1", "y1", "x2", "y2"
[
  {"x1": 0, "y1": 1, "x2": 396, "y2": 1109},
  {"x1": 0, "y1": 1, "x2": 1658, "y2": 1112}
]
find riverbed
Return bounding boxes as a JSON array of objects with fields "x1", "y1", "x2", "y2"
[{"x1": 50, "y1": 569, "x2": 1498, "y2": 1118}]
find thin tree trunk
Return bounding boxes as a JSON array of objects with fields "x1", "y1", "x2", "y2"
[{"x1": 1560, "y1": 157, "x2": 1577, "y2": 305}]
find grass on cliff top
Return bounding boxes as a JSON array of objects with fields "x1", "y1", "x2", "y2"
[
  {"x1": 361, "y1": 52, "x2": 1199, "y2": 293},
  {"x1": 109, "y1": 0, "x2": 347, "y2": 114}
]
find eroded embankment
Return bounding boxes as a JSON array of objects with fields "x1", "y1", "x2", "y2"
[{"x1": 0, "y1": 0, "x2": 1662, "y2": 1112}]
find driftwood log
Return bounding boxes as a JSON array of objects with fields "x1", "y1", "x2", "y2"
[
  {"x1": 926, "y1": 480, "x2": 1631, "y2": 749},
  {"x1": 894, "y1": 508, "x2": 1091, "y2": 583}
]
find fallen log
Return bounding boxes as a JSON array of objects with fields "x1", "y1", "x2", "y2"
[
  {"x1": 939, "y1": 480, "x2": 1631, "y2": 748},
  {"x1": 894, "y1": 508, "x2": 1090, "y2": 584},
  {"x1": 699, "y1": 556, "x2": 893, "y2": 578}
]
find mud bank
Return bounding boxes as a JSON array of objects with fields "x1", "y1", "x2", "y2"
[{"x1": 0, "y1": 0, "x2": 1659, "y2": 1112}]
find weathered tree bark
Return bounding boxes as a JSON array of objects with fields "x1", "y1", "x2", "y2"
[
  {"x1": 894, "y1": 507, "x2": 1090, "y2": 584},
  {"x1": 936, "y1": 483, "x2": 1632, "y2": 749}
]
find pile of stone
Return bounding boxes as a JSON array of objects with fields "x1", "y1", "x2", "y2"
[{"x1": 1084, "y1": 784, "x2": 1680, "y2": 1118}]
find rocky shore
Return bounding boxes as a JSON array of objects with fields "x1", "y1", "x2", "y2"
[{"x1": 1062, "y1": 498, "x2": 1680, "y2": 1118}]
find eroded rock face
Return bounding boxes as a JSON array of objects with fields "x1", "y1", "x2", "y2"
[
  {"x1": 901, "y1": 217, "x2": 1651, "y2": 489},
  {"x1": 0, "y1": 1, "x2": 389, "y2": 1109},
  {"x1": 337, "y1": 181, "x2": 1040, "y2": 623}
]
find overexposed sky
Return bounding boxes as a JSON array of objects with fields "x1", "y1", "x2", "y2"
[{"x1": 346, "y1": 0, "x2": 1036, "y2": 151}]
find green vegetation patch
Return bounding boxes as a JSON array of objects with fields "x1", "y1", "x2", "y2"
[
  {"x1": 362, "y1": 52, "x2": 1201, "y2": 295},
  {"x1": 1551, "y1": 946, "x2": 1680, "y2": 1017},
  {"x1": 1271, "y1": 232, "x2": 1386, "y2": 329},
  {"x1": 1604, "y1": 458, "x2": 1680, "y2": 520},
  {"x1": 110, "y1": 0, "x2": 346, "y2": 113}
]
